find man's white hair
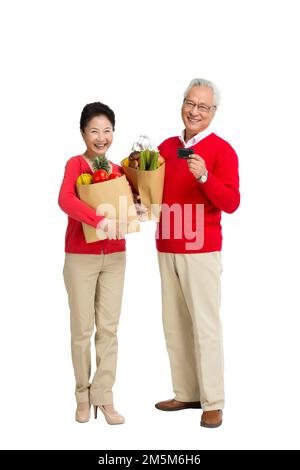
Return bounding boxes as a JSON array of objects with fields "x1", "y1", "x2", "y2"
[{"x1": 183, "y1": 78, "x2": 221, "y2": 107}]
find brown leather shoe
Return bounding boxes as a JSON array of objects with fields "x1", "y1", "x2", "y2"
[
  {"x1": 155, "y1": 398, "x2": 201, "y2": 411},
  {"x1": 201, "y1": 410, "x2": 223, "y2": 428}
]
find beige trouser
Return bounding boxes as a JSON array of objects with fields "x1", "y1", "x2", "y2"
[
  {"x1": 158, "y1": 251, "x2": 224, "y2": 411},
  {"x1": 63, "y1": 252, "x2": 126, "y2": 405}
]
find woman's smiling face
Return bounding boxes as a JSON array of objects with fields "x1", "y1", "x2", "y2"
[{"x1": 81, "y1": 115, "x2": 114, "y2": 158}]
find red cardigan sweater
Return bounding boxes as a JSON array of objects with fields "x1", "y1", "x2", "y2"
[
  {"x1": 156, "y1": 133, "x2": 240, "y2": 253},
  {"x1": 58, "y1": 155, "x2": 126, "y2": 254}
]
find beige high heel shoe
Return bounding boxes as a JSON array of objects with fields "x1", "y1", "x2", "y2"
[
  {"x1": 93, "y1": 404, "x2": 125, "y2": 425},
  {"x1": 75, "y1": 402, "x2": 90, "y2": 423}
]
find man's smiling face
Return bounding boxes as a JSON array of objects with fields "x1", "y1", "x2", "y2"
[{"x1": 181, "y1": 86, "x2": 216, "y2": 141}]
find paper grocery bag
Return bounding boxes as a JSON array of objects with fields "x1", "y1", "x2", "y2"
[
  {"x1": 77, "y1": 175, "x2": 140, "y2": 243},
  {"x1": 121, "y1": 162, "x2": 165, "y2": 220}
]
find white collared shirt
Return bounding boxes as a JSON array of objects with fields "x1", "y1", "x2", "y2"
[{"x1": 179, "y1": 127, "x2": 212, "y2": 148}]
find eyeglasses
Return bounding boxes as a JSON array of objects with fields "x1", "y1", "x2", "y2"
[{"x1": 183, "y1": 100, "x2": 216, "y2": 114}]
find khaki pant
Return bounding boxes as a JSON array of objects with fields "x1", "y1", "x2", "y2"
[
  {"x1": 158, "y1": 251, "x2": 224, "y2": 411},
  {"x1": 63, "y1": 252, "x2": 126, "y2": 405}
]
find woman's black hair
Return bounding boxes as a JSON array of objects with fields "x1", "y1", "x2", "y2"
[{"x1": 80, "y1": 102, "x2": 115, "y2": 131}]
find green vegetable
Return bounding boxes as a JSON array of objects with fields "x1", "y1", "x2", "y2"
[
  {"x1": 139, "y1": 149, "x2": 160, "y2": 171},
  {"x1": 139, "y1": 150, "x2": 147, "y2": 170},
  {"x1": 146, "y1": 149, "x2": 152, "y2": 169},
  {"x1": 149, "y1": 151, "x2": 159, "y2": 170}
]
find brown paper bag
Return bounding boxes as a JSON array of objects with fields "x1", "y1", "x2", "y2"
[
  {"x1": 121, "y1": 162, "x2": 165, "y2": 220},
  {"x1": 77, "y1": 175, "x2": 140, "y2": 243}
]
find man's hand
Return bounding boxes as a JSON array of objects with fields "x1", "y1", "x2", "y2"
[
  {"x1": 187, "y1": 154, "x2": 207, "y2": 180},
  {"x1": 98, "y1": 218, "x2": 127, "y2": 239}
]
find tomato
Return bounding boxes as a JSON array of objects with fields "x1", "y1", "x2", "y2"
[
  {"x1": 108, "y1": 173, "x2": 121, "y2": 180},
  {"x1": 93, "y1": 169, "x2": 108, "y2": 183}
]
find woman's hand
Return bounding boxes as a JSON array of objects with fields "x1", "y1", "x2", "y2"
[
  {"x1": 98, "y1": 218, "x2": 127, "y2": 239},
  {"x1": 133, "y1": 194, "x2": 148, "y2": 221}
]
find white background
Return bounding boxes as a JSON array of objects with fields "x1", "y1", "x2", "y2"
[{"x1": 0, "y1": 0, "x2": 300, "y2": 450}]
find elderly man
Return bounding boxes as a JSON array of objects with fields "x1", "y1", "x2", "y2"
[{"x1": 154, "y1": 78, "x2": 240, "y2": 428}]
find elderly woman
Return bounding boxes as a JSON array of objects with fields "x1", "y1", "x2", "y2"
[{"x1": 58, "y1": 102, "x2": 126, "y2": 425}]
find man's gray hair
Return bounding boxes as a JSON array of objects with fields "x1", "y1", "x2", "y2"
[{"x1": 184, "y1": 78, "x2": 221, "y2": 107}]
